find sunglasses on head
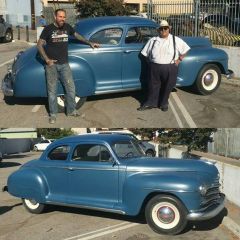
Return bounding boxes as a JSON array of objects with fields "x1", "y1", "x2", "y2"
[{"x1": 159, "y1": 27, "x2": 169, "y2": 31}]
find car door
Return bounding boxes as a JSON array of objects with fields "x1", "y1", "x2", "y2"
[
  {"x1": 122, "y1": 26, "x2": 158, "y2": 89},
  {"x1": 39, "y1": 145, "x2": 71, "y2": 203},
  {"x1": 68, "y1": 143, "x2": 119, "y2": 210},
  {"x1": 84, "y1": 27, "x2": 124, "y2": 92}
]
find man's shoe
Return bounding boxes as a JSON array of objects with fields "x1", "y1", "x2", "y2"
[
  {"x1": 137, "y1": 105, "x2": 154, "y2": 111},
  {"x1": 160, "y1": 106, "x2": 168, "y2": 112},
  {"x1": 49, "y1": 116, "x2": 56, "y2": 124},
  {"x1": 67, "y1": 110, "x2": 80, "y2": 117}
]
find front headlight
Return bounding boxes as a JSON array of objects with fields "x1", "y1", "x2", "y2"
[{"x1": 199, "y1": 185, "x2": 208, "y2": 196}]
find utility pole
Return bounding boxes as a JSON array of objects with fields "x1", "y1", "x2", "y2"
[{"x1": 30, "y1": 0, "x2": 36, "y2": 30}]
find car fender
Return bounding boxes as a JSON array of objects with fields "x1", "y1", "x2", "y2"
[
  {"x1": 178, "y1": 47, "x2": 228, "y2": 87},
  {"x1": 122, "y1": 171, "x2": 200, "y2": 215},
  {"x1": 7, "y1": 168, "x2": 49, "y2": 203},
  {"x1": 69, "y1": 55, "x2": 96, "y2": 97}
]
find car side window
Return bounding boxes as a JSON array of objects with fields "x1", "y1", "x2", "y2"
[
  {"x1": 72, "y1": 144, "x2": 112, "y2": 162},
  {"x1": 48, "y1": 145, "x2": 70, "y2": 161},
  {"x1": 125, "y1": 27, "x2": 158, "y2": 44},
  {"x1": 90, "y1": 28, "x2": 123, "y2": 45}
]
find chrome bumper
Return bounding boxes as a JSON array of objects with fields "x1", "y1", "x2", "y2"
[
  {"x1": 187, "y1": 193, "x2": 225, "y2": 221},
  {"x1": 1, "y1": 71, "x2": 14, "y2": 96},
  {"x1": 224, "y1": 69, "x2": 234, "y2": 79}
]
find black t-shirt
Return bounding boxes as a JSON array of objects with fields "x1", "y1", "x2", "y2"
[{"x1": 40, "y1": 23, "x2": 75, "y2": 64}]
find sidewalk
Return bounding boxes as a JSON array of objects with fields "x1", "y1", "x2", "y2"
[
  {"x1": 12, "y1": 26, "x2": 37, "y2": 44},
  {"x1": 223, "y1": 200, "x2": 240, "y2": 239}
]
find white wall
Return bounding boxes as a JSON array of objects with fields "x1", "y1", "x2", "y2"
[{"x1": 216, "y1": 45, "x2": 240, "y2": 79}]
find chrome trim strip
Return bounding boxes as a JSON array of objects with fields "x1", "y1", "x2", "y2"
[
  {"x1": 95, "y1": 87, "x2": 141, "y2": 95},
  {"x1": 187, "y1": 193, "x2": 225, "y2": 221},
  {"x1": 46, "y1": 201, "x2": 126, "y2": 215}
]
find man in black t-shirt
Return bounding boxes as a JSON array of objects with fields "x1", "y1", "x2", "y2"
[{"x1": 37, "y1": 9, "x2": 99, "y2": 124}]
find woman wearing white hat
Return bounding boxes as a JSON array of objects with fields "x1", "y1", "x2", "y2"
[{"x1": 138, "y1": 20, "x2": 190, "y2": 112}]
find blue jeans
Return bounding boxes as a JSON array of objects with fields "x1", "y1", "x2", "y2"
[{"x1": 45, "y1": 63, "x2": 76, "y2": 116}]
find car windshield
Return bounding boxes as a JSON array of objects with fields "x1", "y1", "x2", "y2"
[{"x1": 112, "y1": 140, "x2": 145, "y2": 159}]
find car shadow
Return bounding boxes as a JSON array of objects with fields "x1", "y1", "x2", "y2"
[
  {"x1": 186, "y1": 207, "x2": 228, "y2": 233},
  {"x1": 0, "y1": 161, "x2": 21, "y2": 168},
  {"x1": 4, "y1": 96, "x2": 47, "y2": 106},
  {"x1": 45, "y1": 205, "x2": 228, "y2": 234},
  {"x1": 46, "y1": 205, "x2": 146, "y2": 225},
  {"x1": 3, "y1": 154, "x2": 30, "y2": 159},
  {"x1": 0, "y1": 203, "x2": 22, "y2": 215}
]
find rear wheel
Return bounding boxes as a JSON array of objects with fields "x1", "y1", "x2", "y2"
[
  {"x1": 194, "y1": 64, "x2": 221, "y2": 95},
  {"x1": 57, "y1": 95, "x2": 87, "y2": 112},
  {"x1": 22, "y1": 198, "x2": 45, "y2": 214},
  {"x1": 146, "y1": 149, "x2": 155, "y2": 157},
  {"x1": 145, "y1": 195, "x2": 187, "y2": 235},
  {"x1": 4, "y1": 29, "x2": 13, "y2": 43}
]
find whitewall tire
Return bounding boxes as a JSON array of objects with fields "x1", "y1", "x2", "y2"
[
  {"x1": 145, "y1": 195, "x2": 187, "y2": 235},
  {"x1": 22, "y1": 198, "x2": 45, "y2": 214},
  {"x1": 194, "y1": 64, "x2": 221, "y2": 95}
]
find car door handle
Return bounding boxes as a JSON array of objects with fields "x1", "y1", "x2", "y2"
[{"x1": 68, "y1": 167, "x2": 74, "y2": 171}]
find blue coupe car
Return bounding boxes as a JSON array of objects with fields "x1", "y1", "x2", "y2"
[
  {"x1": 2, "y1": 16, "x2": 233, "y2": 110},
  {"x1": 3, "y1": 134, "x2": 225, "y2": 235}
]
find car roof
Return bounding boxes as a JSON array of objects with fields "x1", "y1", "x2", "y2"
[
  {"x1": 75, "y1": 16, "x2": 158, "y2": 37},
  {"x1": 53, "y1": 134, "x2": 133, "y2": 145}
]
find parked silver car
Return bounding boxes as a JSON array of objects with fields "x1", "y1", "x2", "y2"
[{"x1": 0, "y1": 15, "x2": 13, "y2": 43}]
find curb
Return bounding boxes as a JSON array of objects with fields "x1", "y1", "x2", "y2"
[
  {"x1": 222, "y1": 78, "x2": 240, "y2": 87},
  {"x1": 222, "y1": 216, "x2": 240, "y2": 238}
]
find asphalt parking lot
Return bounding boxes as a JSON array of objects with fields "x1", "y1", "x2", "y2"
[{"x1": 0, "y1": 152, "x2": 239, "y2": 240}]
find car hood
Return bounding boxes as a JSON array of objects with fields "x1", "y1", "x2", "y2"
[{"x1": 125, "y1": 157, "x2": 218, "y2": 175}]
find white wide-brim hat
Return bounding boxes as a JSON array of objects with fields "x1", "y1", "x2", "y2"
[{"x1": 159, "y1": 20, "x2": 170, "y2": 28}]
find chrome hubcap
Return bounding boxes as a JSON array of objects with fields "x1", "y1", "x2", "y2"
[
  {"x1": 204, "y1": 73, "x2": 214, "y2": 86},
  {"x1": 157, "y1": 206, "x2": 175, "y2": 224}
]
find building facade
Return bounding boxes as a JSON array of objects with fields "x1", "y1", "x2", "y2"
[{"x1": 3, "y1": 0, "x2": 43, "y2": 27}]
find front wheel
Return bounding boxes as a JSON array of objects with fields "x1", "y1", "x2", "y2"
[
  {"x1": 145, "y1": 195, "x2": 188, "y2": 235},
  {"x1": 22, "y1": 198, "x2": 45, "y2": 214},
  {"x1": 57, "y1": 96, "x2": 87, "y2": 113},
  {"x1": 194, "y1": 64, "x2": 221, "y2": 95}
]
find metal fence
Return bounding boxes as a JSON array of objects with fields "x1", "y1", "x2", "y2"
[
  {"x1": 208, "y1": 129, "x2": 240, "y2": 159},
  {"x1": 148, "y1": 0, "x2": 240, "y2": 46}
]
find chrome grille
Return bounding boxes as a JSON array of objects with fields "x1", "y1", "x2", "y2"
[{"x1": 201, "y1": 177, "x2": 221, "y2": 207}]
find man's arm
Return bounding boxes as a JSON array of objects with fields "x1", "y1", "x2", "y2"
[
  {"x1": 74, "y1": 32, "x2": 100, "y2": 48},
  {"x1": 37, "y1": 38, "x2": 57, "y2": 66}
]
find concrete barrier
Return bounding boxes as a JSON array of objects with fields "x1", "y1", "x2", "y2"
[{"x1": 215, "y1": 45, "x2": 240, "y2": 79}]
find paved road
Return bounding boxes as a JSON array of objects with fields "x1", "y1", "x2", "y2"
[
  {"x1": 0, "y1": 152, "x2": 238, "y2": 240},
  {"x1": 0, "y1": 41, "x2": 239, "y2": 128}
]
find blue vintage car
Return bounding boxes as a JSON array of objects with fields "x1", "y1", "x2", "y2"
[
  {"x1": 1, "y1": 16, "x2": 233, "y2": 110},
  {"x1": 3, "y1": 134, "x2": 225, "y2": 235}
]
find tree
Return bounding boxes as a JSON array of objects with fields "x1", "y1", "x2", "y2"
[
  {"x1": 37, "y1": 128, "x2": 74, "y2": 139},
  {"x1": 131, "y1": 128, "x2": 217, "y2": 152},
  {"x1": 75, "y1": 0, "x2": 130, "y2": 18}
]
